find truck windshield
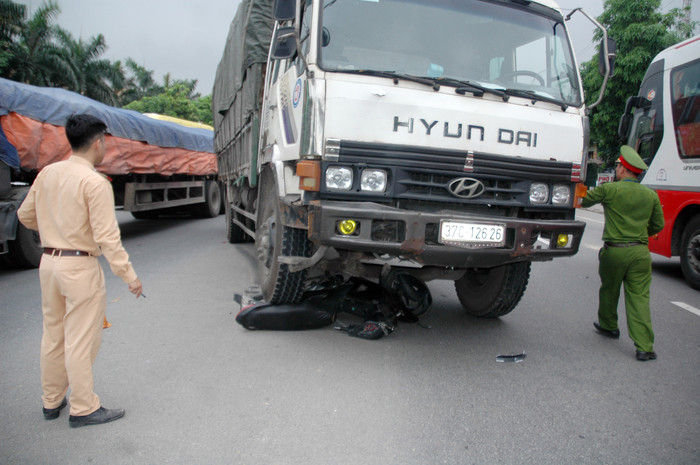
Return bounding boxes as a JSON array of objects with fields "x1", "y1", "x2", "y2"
[{"x1": 319, "y1": 0, "x2": 582, "y2": 107}]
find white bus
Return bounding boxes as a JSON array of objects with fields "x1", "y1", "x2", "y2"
[{"x1": 619, "y1": 35, "x2": 700, "y2": 289}]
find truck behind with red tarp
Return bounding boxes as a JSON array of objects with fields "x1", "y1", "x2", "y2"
[{"x1": 0, "y1": 77, "x2": 220, "y2": 268}]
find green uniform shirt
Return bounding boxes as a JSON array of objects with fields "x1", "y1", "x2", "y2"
[{"x1": 581, "y1": 178, "x2": 665, "y2": 243}]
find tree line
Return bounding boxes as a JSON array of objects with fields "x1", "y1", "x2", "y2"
[
  {"x1": 1, "y1": 0, "x2": 697, "y2": 150},
  {"x1": 0, "y1": 0, "x2": 212, "y2": 125},
  {"x1": 580, "y1": 0, "x2": 695, "y2": 164}
]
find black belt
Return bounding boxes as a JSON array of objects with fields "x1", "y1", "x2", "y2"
[
  {"x1": 604, "y1": 241, "x2": 643, "y2": 248},
  {"x1": 43, "y1": 247, "x2": 92, "y2": 257}
]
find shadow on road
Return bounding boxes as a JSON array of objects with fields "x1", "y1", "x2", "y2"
[
  {"x1": 117, "y1": 214, "x2": 210, "y2": 240},
  {"x1": 652, "y1": 257, "x2": 685, "y2": 283}
]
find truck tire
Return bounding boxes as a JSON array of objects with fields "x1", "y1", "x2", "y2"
[
  {"x1": 255, "y1": 170, "x2": 311, "y2": 304},
  {"x1": 6, "y1": 222, "x2": 43, "y2": 268},
  {"x1": 193, "y1": 180, "x2": 221, "y2": 218},
  {"x1": 680, "y1": 214, "x2": 700, "y2": 290},
  {"x1": 225, "y1": 185, "x2": 248, "y2": 244},
  {"x1": 454, "y1": 261, "x2": 531, "y2": 318}
]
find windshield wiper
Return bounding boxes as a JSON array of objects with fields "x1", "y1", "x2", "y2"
[
  {"x1": 335, "y1": 69, "x2": 441, "y2": 90},
  {"x1": 433, "y1": 78, "x2": 509, "y2": 101},
  {"x1": 504, "y1": 88, "x2": 568, "y2": 111},
  {"x1": 331, "y1": 70, "x2": 569, "y2": 110}
]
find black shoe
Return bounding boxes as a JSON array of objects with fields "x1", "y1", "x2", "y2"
[
  {"x1": 69, "y1": 406, "x2": 125, "y2": 428},
  {"x1": 636, "y1": 350, "x2": 657, "y2": 361},
  {"x1": 43, "y1": 397, "x2": 67, "y2": 420},
  {"x1": 594, "y1": 322, "x2": 620, "y2": 339}
]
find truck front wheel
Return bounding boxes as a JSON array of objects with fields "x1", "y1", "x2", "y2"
[
  {"x1": 680, "y1": 214, "x2": 700, "y2": 290},
  {"x1": 255, "y1": 170, "x2": 311, "y2": 303},
  {"x1": 454, "y1": 261, "x2": 531, "y2": 318}
]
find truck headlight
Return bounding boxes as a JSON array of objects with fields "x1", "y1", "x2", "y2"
[
  {"x1": 529, "y1": 183, "x2": 549, "y2": 204},
  {"x1": 360, "y1": 169, "x2": 387, "y2": 193},
  {"x1": 552, "y1": 184, "x2": 571, "y2": 205},
  {"x1": 326, "y1": 166, "x2": 353, "y2": 190}
]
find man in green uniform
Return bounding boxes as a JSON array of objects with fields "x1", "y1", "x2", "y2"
[{"x1": 582, "y1": 146, "x2": 665, "y2": 361}]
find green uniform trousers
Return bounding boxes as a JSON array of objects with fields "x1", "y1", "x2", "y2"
[{"x1": 598, "y1": 244, "x2": 654, "y2": 352}]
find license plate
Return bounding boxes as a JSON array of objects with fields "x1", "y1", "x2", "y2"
[{"x1": 439, "y1": 221, "x2": 506, "y2": 248}]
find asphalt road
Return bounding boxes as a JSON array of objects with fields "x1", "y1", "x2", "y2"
[{"x1": 1, "y1": 208, "x2": 698, "y2": 465}]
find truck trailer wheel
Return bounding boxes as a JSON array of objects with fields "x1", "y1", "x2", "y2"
[
  {"x1": 680, "y1": 215, "x2": 700, "y2": 290},
  {"x1": 255, "y1": 170, "x2": 311, "y2": 303},
  {"x1": 6, "y1": 222, "x2": 43, "y2": 268},
  {"x1": 454, "y1": 261, "x2": 531, "y2": 318},
  {"x1": 193, "y1": 180, "x2": 221, "y2": 218}
]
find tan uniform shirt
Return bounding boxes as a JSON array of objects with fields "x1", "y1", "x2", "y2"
[{"x1": 18, "y1": 156, "x2": 137, "y2": 284}]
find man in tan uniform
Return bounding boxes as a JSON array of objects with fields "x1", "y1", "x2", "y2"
[{"x1": 18, "y1": 114, "x2": 143, "y2": 428}]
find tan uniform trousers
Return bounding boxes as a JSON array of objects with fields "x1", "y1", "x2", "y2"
[{"x1": 39, "y1": 253, "x2": 106, "y2": 416}]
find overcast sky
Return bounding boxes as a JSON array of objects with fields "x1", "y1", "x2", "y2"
[{"x1": 16, "y1": 0, "x2": 698, "y2": 95}]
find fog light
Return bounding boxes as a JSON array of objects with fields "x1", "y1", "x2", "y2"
[
  {"x1": 530, "y1": 183, "x2": 549, "y2": 204},
  {"x1": 338, "y1": 219, "x2": 357, "y2": 235},
  {"x1": 326, "y1": 166, "x2": 353, "y2": 190},
  {"x1": 557, "y1": 234, "x2": 570, "y2": 248},
  {"x1": 552, "y1": 184, "x2": 571, "y2": 205},
  {"x1": 361, "y1": 169, "x2": 387, "y2": 192}
]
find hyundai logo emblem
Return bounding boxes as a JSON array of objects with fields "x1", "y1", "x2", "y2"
[{"x1": 447, "y1": 177, "x2": 485, "y2": 199}]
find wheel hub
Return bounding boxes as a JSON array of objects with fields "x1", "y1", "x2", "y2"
[
  {"x1": 256, "y1": 217, "x2": 276, "y2": 271},
  {"x1": 688, "y1": 232, "x2": 700, "y2": 272}
]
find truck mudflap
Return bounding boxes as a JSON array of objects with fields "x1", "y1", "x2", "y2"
[{"x1": 303, "y1": 200, "x2": 585, "y2": 269}]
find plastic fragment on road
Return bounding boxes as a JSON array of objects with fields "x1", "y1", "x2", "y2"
[{"x1": 496, "y1": 352, "x2": 526, "y2": 363}]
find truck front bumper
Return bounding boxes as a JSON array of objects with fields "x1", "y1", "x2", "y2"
[{"x1": 305, "y1": 200, "x2": 585, "y2": 268}]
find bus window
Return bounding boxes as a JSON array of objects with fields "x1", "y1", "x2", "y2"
[
  {"x1": 629, "y1": 61, "x2": 664, "y2": 166},
  {"x1": 670, "y1": 58, "x2": 700, "y2": 159}
]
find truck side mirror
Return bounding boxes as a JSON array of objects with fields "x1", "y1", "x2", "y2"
[
  {"x1": 273, "y1": 0, "x2": 296, "y2": 21},
  {"x1": 598, "y1": 37, "x2": 616, "y2": 77},
  {"x1": 271, "y1": 26, "x2": 297, "y2": 59}
]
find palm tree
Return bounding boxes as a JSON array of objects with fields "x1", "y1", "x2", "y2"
[
  {"x1": 116, "y1": 58, "x2": 161, "y2": 106},
  {"x1": 162, "y1": 72, "x2": 199, "y2": 99},
  {"x1": 0, "y1": 0, "x2": 25, "y2": 72},
  {"x1": 54, "y1": 29, "x2": 122, "y2": 105},
  {"x1": 2, "y1": 0, "x2": 73, "y2": 87}
]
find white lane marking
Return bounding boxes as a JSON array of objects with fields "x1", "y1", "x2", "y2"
[
  {"x1": 584, "y1": 244, "x2": 600, "y2": 251},
  {"x1": 672, "y1": 301, "x2": 700, "y2": 317}
]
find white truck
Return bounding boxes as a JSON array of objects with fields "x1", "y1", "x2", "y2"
[
  {"x1": 213, "y1": 0, "x2": 614, "y2": 316},
  {"x1": 618, "y1": 35, "x2": 700, "y2": 290}
]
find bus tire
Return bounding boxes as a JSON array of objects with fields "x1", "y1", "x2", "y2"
[
  {"x1": 680, "y1": 214, "x2": 700, "y2": 290},
  {"x1": 454, "y1": 261, "x2": 531, "y2": 318}
]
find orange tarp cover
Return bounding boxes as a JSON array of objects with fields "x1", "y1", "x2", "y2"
[{"x1": 2, "y1": 112, "x2": 217, "y2": 176}]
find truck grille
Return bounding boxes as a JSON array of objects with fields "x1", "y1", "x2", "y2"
[
  {"x1": 402, "y1": 172, "x2": 522, "y2": 204},
  {"x1": 335, "y1": 140, "x2": 573, "y2": 207}
]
